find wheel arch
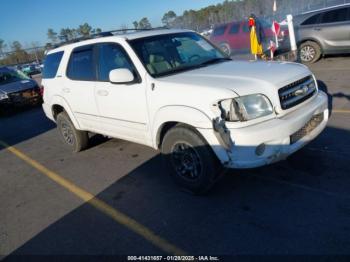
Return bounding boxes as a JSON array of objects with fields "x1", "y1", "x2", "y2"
[
  {"x1": 152, "y1": 106, "x2": 213, "y2": 149},
  {"x1": 298, "y1": 38, "x2": 324, "y2": 53},
  {"x1": 50, "y1": 95, "x2": 81, "y2": 129}
]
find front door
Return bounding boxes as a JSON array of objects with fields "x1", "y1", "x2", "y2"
[{"x1": 94, "y1": 43, "x2": 149, "y2": 145}]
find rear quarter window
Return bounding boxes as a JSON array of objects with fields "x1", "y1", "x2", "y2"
[
  {"x1": 229, "y1": 23, "x2": 240, "y2": 34},
  {"x1": 321, "y1": 8, "x2": 349, "y2": 23},
  {"x1": 42, "y1": 51, "x2": 64, "y2": 79},
  {"x1": 242, "y1": 22, "x2": 250, "y2": 33}
]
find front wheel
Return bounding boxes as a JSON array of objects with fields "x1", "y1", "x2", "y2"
[
  {"x1": 299, "y1": 41, "x2": 321, "y2": 64},
  {"x1": 161, "y1": 125, "x2": 223, "y2": 195}
]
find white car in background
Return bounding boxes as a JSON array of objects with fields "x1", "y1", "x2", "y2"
[
  {"x1": 42, "y1": 29, "x2": 328, "y2": 194},
  {"x1": 200, "y1": 29, "x2": 213, "y2": 37}
]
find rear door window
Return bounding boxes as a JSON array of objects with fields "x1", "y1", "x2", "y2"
[
  {"x1": 229, "y1": 23, "x2": 240, "y2": 34},
  {"x1": 321, "y1": 8, "x2": 349, "y2": 23},
  {"x1": 42, "y1": 51, "x2": 64, "y2": 79},
  {"x1": 213, "y1": 25, "x2": 227, "y2": 36},
  {"x1": 242, "y1": 22, "x2": 250, "y2": 33},
  {"x1": 67, "y1": 46, "x2": 95, "y2": 81}
]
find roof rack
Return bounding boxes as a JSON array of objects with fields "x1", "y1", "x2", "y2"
[{"x1": 51, "y1": 27, "x2": 169, "y2": 49}]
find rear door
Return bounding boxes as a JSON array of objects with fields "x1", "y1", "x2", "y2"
[
  {"x1": 318, "y1": 7, "x2": 350, "y2": 53},
  {"x1": 62, "y1": 45, "x2": 100, "y2": 130}
]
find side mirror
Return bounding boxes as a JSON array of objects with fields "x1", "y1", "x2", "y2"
[{"x1": 109, "y1": 68, "x2": 134, "y2": 84}]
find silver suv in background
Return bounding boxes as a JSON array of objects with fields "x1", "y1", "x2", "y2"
[{"x1": 294, "y1": 4, "x2": 350, "y2": 63}]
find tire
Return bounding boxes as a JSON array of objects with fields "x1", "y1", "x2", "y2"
[
  {"x1": 219, "y1": 42, "x2": 231, "y2": 56},
  {"x1": 161, "y1": 125, "x2": 223, "y2": 195},
  {"x1": 299, "y1": 41, "x2": 321, "y2": 64},
  {"x1": 56, "y1": 111, "x2": 89, "y2": 153}
]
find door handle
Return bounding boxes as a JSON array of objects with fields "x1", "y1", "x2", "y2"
[
  {"x1": 62, "y1": 88, "x2": 70, "y2": 93},
  {"x1": 97, "y1": 90, "x2": 109, "y2": 96},
  {"x1": 314, "y1": 27, "x2": 322, "y2": 31}
]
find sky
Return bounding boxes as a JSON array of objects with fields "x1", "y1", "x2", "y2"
[{"x1": 0, "y1": 0, "x2": 224, "y2": 48}]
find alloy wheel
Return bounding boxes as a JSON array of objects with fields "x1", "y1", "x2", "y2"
[
  {"x1": 61, "y1": 122, "x2": 75, "y2": 145},
  {"x1": 300, "y1": 45, "x2": 316, "y2": 62},
  {"x1": 170, "y1": 142, "x2": 202, "y2": 181}
]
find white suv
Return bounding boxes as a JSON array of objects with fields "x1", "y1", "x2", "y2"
[{"x1": 42, "y1": 29, "x2": 328, "y2": 194}]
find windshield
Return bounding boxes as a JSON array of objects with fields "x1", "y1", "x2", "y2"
[
  {"x1": 0, "y1": 69, "x2": 30, "y2": 86},
  {"x1": 129, "y1": 32, "x2": 229, "y2": 77}
]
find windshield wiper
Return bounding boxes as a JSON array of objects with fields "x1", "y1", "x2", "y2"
[
  {"x1": 154, "y1": 58, "x2": 232, "y2": 78},
  {"x1": 155, "y1": 64, "x2": 203, "y2": 77},
  {"x1": 199, "y1": 57, "x2": 232, "y2": 67}
]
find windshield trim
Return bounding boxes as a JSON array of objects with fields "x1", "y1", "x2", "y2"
[{"x1": 127, "y1": 32, "x2": 230, "y2": 78}]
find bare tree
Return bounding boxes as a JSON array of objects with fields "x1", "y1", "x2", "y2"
[
  {"x1": 0, "y1": 39, "x2": 7, "y2": 59},
  {"x1": 47, "y1": 28, "x2": 58, "y2": 43}
]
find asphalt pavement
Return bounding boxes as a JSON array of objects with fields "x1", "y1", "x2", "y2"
[{"x1": 0, "y1": 57, "x2": 350, "y2": 258}]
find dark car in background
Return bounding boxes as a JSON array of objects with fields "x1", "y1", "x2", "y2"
[
  {"x1": 0, "y1": 67, "x2": 42, "y2": 110},
  {"x1": 294, "y1": 4, "x2": 350, "y2": 63},
  {"x1": 22, "y1": 64, "x2": 42, "y2": 77}
]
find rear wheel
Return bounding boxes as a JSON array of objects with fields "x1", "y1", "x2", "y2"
[
  {"x1": 161, "y1": 125, "x2": 223, "y2": 195},
  {"x1": 56, "y1": 112, "x2": 89, "y2": 153},
  {"x1": 299, "y1": 41, "x2": 321, "y2": 64}
]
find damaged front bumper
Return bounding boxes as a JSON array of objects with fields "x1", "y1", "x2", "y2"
[{"x1": 199, "y1": 91, "x2": 329, "y2": 169}]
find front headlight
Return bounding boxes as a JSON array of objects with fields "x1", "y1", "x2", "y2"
[
  {"x1": 219, "y1": 94, "x2": 274, "y2": 122},
  {"x1": 0, "y1": 93, "x2": 9, "y2": 101}
]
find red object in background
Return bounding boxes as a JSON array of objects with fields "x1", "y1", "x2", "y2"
[
  {"x1": 39, "y1": 85, "x2": 44, "y2": 97},
  {"x1": 249, "y1": 18, "x2": 255, "y2": 27},
  {"x1": 272, "y1": 20, "x2": 281, "y2": 36},
  {"x1": 269, "y1": 40, "x2": 277, "y2": 53},
  {"x1": 210, "y1": 20, "x2": 274, "y2": 52}
]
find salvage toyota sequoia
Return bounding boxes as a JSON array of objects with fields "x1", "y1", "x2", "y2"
[{"x1": 42, "y1": 29, "x2": 328, "y2": 194}]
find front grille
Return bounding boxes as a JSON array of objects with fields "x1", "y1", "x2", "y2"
[
  {"x1": 279, "y1": 76, "x2": 317, "y2": 110},
  {"x1": 290, "y1": 113, "x2": 324, "y2": 144}
]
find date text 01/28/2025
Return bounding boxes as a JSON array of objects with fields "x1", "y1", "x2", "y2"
[{"x1": 127, "y1": 256, "x2": 220, "y2": 261}]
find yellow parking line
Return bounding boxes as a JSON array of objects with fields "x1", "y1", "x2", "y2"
[
  {"x1": 333, "y1": 109, "x2": 350, "y2": 114},
  {"x1": 0, "y1": 140, "x2": 186, "y2": 255}
]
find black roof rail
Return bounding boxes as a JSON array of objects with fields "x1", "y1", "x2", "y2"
[{"x1": 50, "y1": 27, "x2": 170, "y2": 49}]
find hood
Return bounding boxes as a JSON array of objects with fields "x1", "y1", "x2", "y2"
[
  {"x1": 158, "y1": 60, "x2": 311, "y2": 97},
  {"x1": 0, "y1": 79, "x2": 38, "y2": 94}
]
